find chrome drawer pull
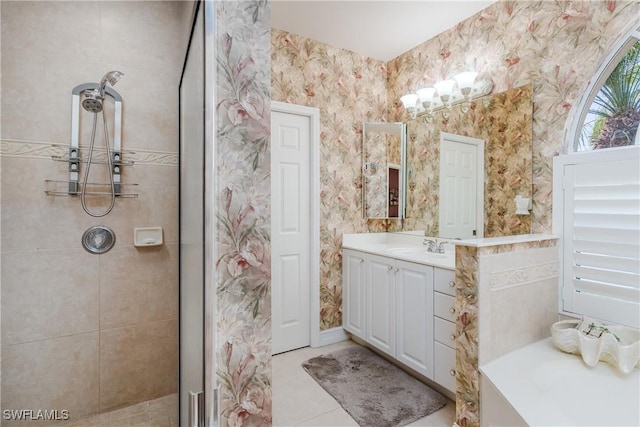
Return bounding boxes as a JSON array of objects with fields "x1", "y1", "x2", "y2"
[
  {"x1": 387, "y1": 265, "x2": 393, "y2": 270},
  {"x1": 449, "y1": 334, "x2": 456, "y2": 341},
  {"x1": 449, "y1": 307, "x2": 456, "y2": 314},
  {"x1": 449, "y1": 369, "x2": 456, "y2": 376},
  {"x1": 449, "y1": 280, "x2": 455, "y2": 287}
]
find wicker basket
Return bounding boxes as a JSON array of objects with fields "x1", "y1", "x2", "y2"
[{"x1": 551, "y1": 318, "x2": 640, "y2": 374}]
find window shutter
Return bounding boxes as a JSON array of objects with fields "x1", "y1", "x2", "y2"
[{"x1": 560, "y1": 152, "x2": 640, "y2": 328}]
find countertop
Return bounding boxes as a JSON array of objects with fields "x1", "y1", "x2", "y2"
[{"x1": 342, "y1": 232, "x2": 455, "y2": 269}]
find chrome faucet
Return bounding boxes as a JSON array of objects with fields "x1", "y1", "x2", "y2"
[{"x1": 423, "y1": 238, "x2": 446, "y2": 254}]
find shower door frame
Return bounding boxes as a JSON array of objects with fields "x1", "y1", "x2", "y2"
[
  {"x1": 202, "y1": 0, "x2": 218, "y2": 425},
  {"x1": 178, "y1": 0, "x2": 217, "y2": 425}
]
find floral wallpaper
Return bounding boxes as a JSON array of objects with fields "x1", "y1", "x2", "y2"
[
  {"x1": 215, "y1": 2, "x2": 272, "y2": 426},
  {"x1": 405, "y1": 84, "x2": 533, "y2": 237},
  {"x1": 363, "y1": 131, "x2": 402, "y2": 218},
  {"x1": 388, "y1": 0, "x2": 640, "y2": 236},
  {"x1": 271, "y1": 29, "x2": 388, "y2": 329},
  {"x1": 363, "y1": 132, "x2": 389, "y2": 218},
  {"x1": 271, "y1": 0, "x2": 639, "y2": 334}
]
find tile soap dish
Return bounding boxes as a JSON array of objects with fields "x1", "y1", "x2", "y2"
[
  {"x1": 134, "y1": 227, "x2": 163, "y2": 247},
  {"x1": 551, "y1": 318, "x2": 640, "y2": 374}
]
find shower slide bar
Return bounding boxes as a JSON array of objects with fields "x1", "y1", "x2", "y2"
[{"x1": 70, "y1": 82, "x2": 123, "y2": 195}]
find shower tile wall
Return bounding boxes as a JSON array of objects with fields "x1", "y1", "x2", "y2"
[{"x1": 0, "y1": 1, "x2": 191, "y2": 422}]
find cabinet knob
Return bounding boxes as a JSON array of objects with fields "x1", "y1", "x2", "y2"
[
  {"x1": 388, "y1": 265, "x2": 393, "y2": 271},
  {"x1": 449, "y1": 307, "x2": 456, "y2": 314},
  {"x1": 449, "y1": 280, "x2": 455, "y2": 288},
  {"x1": 449, "y1": 334, "x2": 456, "y2": 341},
  {"x1": 359, "y1": 259, "x2": 364, "y2": 263},
  {"x1": 449, "y1": 369, "x2": 456, "y2": 376},
  {"x1": 394, "y1": 267, "x2": 400, "y2": 272}
]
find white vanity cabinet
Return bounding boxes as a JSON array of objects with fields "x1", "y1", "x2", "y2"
[
  {"x1": 343, "y1": 250, "x2": 435, "y2": 378},
  {"x1": 342, "y1": 246, "x2": 457, "y2": 390},
  {"x1": 433, "y1": 267, "x2": 457, "y2": 393},
  {"x1": 342, "y1": 249, "x2": 367, "y2": 339}
]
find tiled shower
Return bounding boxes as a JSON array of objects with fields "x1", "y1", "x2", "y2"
[{"x1": 1, "y1": 1, "x2": 193, "y2": 423}]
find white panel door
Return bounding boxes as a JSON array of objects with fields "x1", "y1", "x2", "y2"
[
  {"x1": 271, "y1": 110, "x2": 311, "y2": 355},
  {"x1": 440, "y1": 134, "x2": 482, "y2": 239}
]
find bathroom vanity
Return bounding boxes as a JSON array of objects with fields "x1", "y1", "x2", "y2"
[{"x1": 342, "y1": 232, "x2": 457, "y2": 394}]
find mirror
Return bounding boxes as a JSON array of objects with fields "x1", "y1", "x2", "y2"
[
  {"x1": 404, "y1": 84, "x2": 533, "y2": 238},
  {"x1": 362, "y1": 122, "x2": 407, "y2": 219}
]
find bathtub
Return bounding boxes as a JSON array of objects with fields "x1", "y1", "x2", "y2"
[{"x1": 480, "y1": 338, "x2": 640, "y2": 426}]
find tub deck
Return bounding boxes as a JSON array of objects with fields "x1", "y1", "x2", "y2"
[{"x1": 480, "y1": 338, "x2": 640, "y2": 426}]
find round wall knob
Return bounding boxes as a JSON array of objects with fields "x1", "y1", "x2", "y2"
[
  {"x1": 449, "y1": 369, "x2": 456, "y2": 376},
  {"x1": 449, "y1": 307, "x2": 456, "y2": 314}
]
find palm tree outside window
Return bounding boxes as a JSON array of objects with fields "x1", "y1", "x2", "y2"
[{"x1": 576, "y1": 38, "x2": 640, "y2": 151}]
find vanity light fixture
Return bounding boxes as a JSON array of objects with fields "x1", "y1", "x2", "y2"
[
  {"x1": 401, "y1": 72, "x2": 493, "y2": 119},
  {"x1": 399, "y1": 94, "x2": 419, "y2": 120},
  {"x1": 453, "y1": 71, "x2": 479, "y2": 112},
  {"x1": 416, "y1": 87, "x2": 436, "y2": 122}
]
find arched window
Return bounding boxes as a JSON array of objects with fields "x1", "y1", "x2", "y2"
[
  {"x1": 571, "y1": 26, "x2": 640, "y2": 152},
  {"x1": 554, "y1": 23, "x2": 640, "y2": 329}
]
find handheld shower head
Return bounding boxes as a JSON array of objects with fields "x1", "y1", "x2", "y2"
[
  {"x1": 82, "y1": 71, "x2": 124, "y2": 113},
  {"x1": 99, "y1": 70, "x2": 124, "y2": 96}
]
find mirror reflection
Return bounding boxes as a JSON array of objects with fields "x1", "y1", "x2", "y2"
[
  {"x1": 362, "y1": 122, "x2": 407, "y2": 219},
  {"x1": 405, "y1": 84, "x2": 533, "y2": 238}
]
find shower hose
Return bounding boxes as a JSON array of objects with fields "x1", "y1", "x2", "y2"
[{"x1": 80, "y1": 109, "x2": 116, "y2": 217}]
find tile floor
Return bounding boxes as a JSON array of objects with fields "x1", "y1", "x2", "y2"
[
  {"x1": 64, "y1": 340, "x2": 452, "y2": 427},
  {"x1": 63, "y1": 394, "x2": 178, "y2": 427},
  {"x1": 272, "y1": 340, "x2": 456, "y2": 427}
]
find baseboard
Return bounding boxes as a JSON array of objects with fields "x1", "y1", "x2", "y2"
[{"x1": 315, "y1": 326, "x2": 348, "y2": 347}]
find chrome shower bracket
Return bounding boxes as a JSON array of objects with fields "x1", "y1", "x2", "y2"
[
  {"x1": 70, "y1": 82, "x2": 123, "y2": 195},
  {"x1": 112, "y1": 151, "x2": 122, "y2": 195},
  {"x1": 68, "y1": 147, "x2": 80, "y2": 194}
]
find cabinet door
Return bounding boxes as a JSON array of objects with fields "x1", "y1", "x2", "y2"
[
  {"x1": 342, "y1": 249, "x2": 366, "y2": 339},
  {"x1": 366, "y1": 254, "x2": 395, "y2": 356},
  {"x1": 395, "y1": 260, "x2": 434, "y2": 378}
]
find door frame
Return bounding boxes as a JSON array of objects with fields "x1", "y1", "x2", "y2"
[
  {"x1": 439, "y1": 132, "x2": 485, "y2": 239},
  {"x1": 270, "y1": 100, "x2": 321, "y2": 347}
]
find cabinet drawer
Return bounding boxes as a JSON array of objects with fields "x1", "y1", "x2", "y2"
[
  {"x1": 434, "y1": 292, "x2": 456, "y2": 322},
  {"x1": 434, "y1": 341, "x2": 456, "y2": 393},
  {"x1": 434, "y1": 316, "x2": 456, "y2": 349},
  {"x1": 434, "y1": 268, "x2": 456, "y2": 296}
]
